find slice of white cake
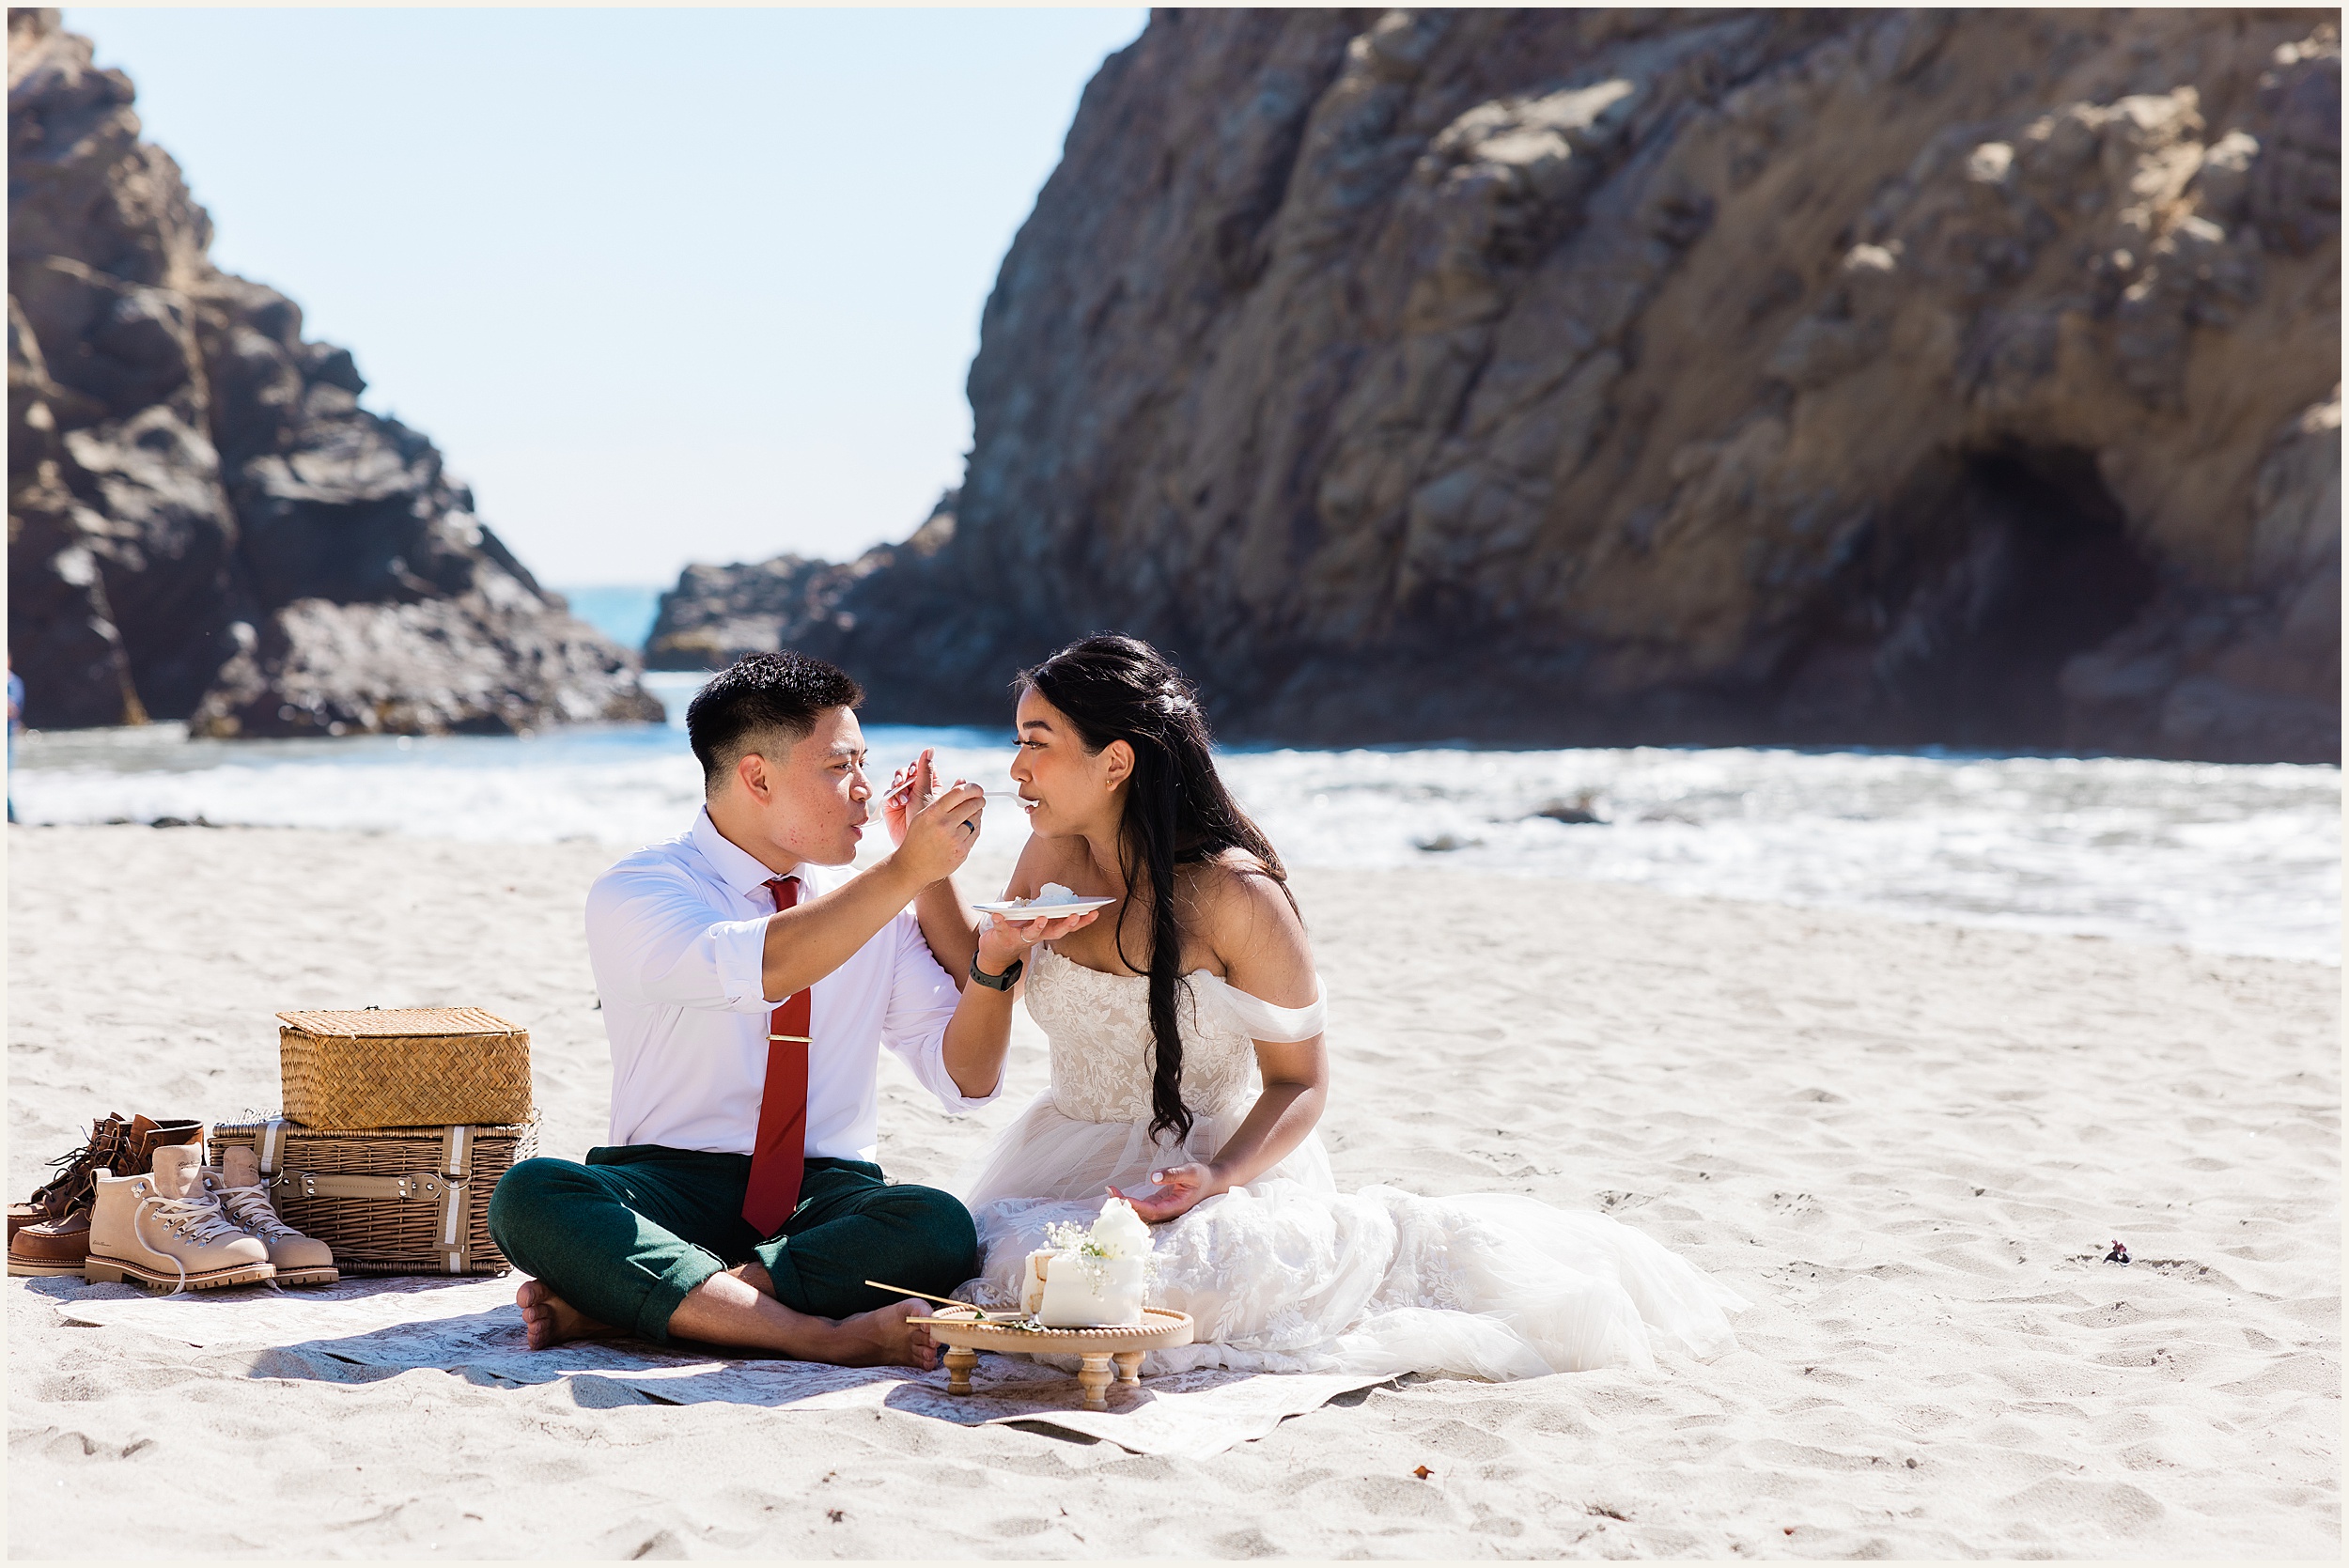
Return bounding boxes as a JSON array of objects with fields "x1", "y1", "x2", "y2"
[
  {"x1": 1023, "y1": 1196, "x2": 1155, "y2": 1327},
  {"x1": 1034, "y1": 1251, "x2": 1147, "y2": 1327}
]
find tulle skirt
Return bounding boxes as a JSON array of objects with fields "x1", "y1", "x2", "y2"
[{"x1": 954, "y1": 1091, "x2": 1748, "y2": 1379}]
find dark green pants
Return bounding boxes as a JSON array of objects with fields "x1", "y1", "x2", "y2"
[{"x1": 486, "y1": 1145, "x2": 977, "y2": 1344}]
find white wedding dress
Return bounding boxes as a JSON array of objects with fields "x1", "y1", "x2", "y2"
[{"x1": 955, "y1": 944, "x2": 1747, "y2": 1379}]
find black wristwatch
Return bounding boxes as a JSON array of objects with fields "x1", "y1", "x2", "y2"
[{"x1": 970, "y1": 953, "x2": 1023, "y2": 992}]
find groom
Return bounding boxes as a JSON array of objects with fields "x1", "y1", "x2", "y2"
[{"x1": 488, "y1": 651, "x2": 997, "y2": 1368}]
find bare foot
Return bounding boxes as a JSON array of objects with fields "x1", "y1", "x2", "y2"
[
  {"x1": 829, "y1": 1298, "x2": 939, "y2": 1370},
  {"x1": 515, "y1": 1278, "x2": 614, "y2": 1350}
]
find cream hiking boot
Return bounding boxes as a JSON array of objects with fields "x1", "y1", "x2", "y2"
[
  {"x1": 206, "y1": 1147, "x2": 337, "y2": 1285},
  {"x1": 84, "y1": 1145, "x2": 274, "y2": 1292}
]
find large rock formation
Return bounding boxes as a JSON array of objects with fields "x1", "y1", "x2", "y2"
[
  {"x1": 645, "y1": 491, "x2": 957, "y2": 671},
  {"x1": 669, "y1": 8, "x2": 2339, "y2": 762},
  {"x1": 7, "y1": 9, "x2": 661, "y2": 735}
]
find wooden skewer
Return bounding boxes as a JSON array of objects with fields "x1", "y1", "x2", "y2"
[{"x1": 864, "y1": 1281, "x2": 1021, "y2": 1318}]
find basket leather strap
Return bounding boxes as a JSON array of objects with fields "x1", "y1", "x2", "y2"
[
  {"x1": 272, "y1": 1171, "x2": 420, "y2": 1201},
  {"x1": 248, "y1": 1119, "x2": 476, "y2": 1273},
  {"x1": 433, "y1": 1126, "x2": 473, "y2": 1273}
]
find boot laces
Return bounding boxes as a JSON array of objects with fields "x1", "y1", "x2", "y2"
[
  {"x1": 45, "y1": 1136, "x2": 111, "y2": 1173},
  {"x1": 32, "y1": 1128, "x2": 122, "y2": 1207},
  {"x1": 215, "y1": 1182, "x2": 299, "y2": 1241},
  {"x1": 131, "y1": 1188, "x2": 248, "y2": 1296}
]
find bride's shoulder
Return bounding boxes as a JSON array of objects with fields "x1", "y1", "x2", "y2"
[
  {"x1": 1190, "y1": 845, "x2": 1287, "y2": 890},
  {"x1": 1187, "y1": 849, "x2": 1306, "y2": 949}
]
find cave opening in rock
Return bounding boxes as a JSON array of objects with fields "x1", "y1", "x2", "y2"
[{"x1": 1868, "y1": 443, "x2": 2161, "y2": 750}]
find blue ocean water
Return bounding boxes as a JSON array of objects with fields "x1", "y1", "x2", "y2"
[
  {"x1": 10, "y1": 671, "x2": 2339, "y2": 963},
  {"x1": 554, "y1": 585, "x2": 666, "y2": 650}
]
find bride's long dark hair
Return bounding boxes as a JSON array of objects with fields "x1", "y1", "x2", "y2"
[{"x1": 1017, "y1": 633, "x2": 1293, "y2": 1146}]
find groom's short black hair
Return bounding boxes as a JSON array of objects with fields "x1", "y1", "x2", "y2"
[{"x1": 686, "y1": 651, "x2": 863, "y2": 791}]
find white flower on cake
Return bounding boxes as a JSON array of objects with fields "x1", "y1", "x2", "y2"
[{"x1": 1023, "y1": 1196, "x2": 1156, "y2": 1327}]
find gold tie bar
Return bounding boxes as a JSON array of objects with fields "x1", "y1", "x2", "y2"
[{"x1": 769, "y1": 1033, "x2": 811, "y2": 1043}]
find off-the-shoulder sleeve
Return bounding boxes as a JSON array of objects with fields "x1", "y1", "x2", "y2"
[{"x1": 1193, "y1": 971, "x2": 1327, "y2": 1042}]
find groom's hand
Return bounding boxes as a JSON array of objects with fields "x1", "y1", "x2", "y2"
[
  {"x1": 892, "y1": 779, "x2": 986, "y2": 885},
  {"x1": 882, "y1": 749, "x2": 941, "y2": 848}
]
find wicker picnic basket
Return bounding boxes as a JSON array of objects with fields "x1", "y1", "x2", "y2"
[
  {"x1": 277, "y1": 1007, "x2": 532, "y2": 1129},
  {"x1": 209, "y1": 1113, "x2": 537, "y2": 1276}
]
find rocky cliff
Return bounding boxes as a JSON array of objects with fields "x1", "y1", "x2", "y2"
[
  {"x1": 644, "y1": 491, "x2": 957, "y2": 671},
  {"x1": 672, "y1": 7, "x2": 2339, "y2": 762},
  {"x1": 7, "y1": 9, "x2": 661, "y2": 735}
]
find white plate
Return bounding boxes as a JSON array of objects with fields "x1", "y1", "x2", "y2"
[{"x1": 971, "y1": 895, "x2": 1116, "y2": 922}]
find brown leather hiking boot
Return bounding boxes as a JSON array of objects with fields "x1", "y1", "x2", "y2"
[
  {"x1": 8, "y1": 1210, "x2": 98, "y2": 1276},
  {"x1": 8, "y1": 1114, "x2": 205, "y2": 1278},
  {"x1": 205, "y1": 1147, "x2": 337, "y2": 1286},
  {"x1": 118, "y1": 1116, "x2": 205, "y2": 1172},
  {"x1": 84, "y1": 1146, "x2": 274, "y2": 1292},
  {"x1": 8, "y1": 1113, "x2": 129, "y2": 1241}
]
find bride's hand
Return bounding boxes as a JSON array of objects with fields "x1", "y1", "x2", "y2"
[
  {"x1": 1109, "y1": 1164, "x2": 1221, "y2": 1224},
  {"x1": 975, "y1": 907, "x2": 1097, "y2": 972}
]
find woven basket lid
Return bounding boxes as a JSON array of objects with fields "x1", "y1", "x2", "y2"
[{"x1": 276, "y1": 1007, "x2": 523, "y2": 1038}]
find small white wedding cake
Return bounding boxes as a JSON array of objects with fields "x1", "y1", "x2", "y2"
[{"x1": 1022, "y1": 1197, "x2": 1154, "y2": 1327}]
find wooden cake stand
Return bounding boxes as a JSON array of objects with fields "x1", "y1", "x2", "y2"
[{"x1": 922, "y1": 1306, "x2": 1195, "y2": 1411}]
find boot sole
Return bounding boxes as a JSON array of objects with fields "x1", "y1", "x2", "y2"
[
  {"x1": 82, "y1": 1258, "x2": 276, "y2": 1290},
  {"x1": 7, "y1": 1256, "x2": 90, "y2": 1278},
  {"x1": 273, "y1": 1266, "x2": 340, "y2": 1286}
]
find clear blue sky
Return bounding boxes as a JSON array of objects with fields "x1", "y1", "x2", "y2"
[{"x1": 60, "y1": 6, "x2": 1147, "y2": 588}]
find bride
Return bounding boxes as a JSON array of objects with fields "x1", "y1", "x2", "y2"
[{"x1": 912, "y1": 633, "x2": 1746, "y2": 1379}]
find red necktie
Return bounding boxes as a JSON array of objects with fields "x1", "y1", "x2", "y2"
[{"x1": 742, "y1": 876, "x2": 811, "y2": 1235}]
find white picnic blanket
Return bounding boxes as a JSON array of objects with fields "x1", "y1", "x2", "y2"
[{"x1": 50, "y1": 1276, "x2": 1392, "y2": 1459}]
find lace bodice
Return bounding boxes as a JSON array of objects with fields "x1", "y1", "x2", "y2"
[{"x1": 1024, "y1": 946, "x2": 1258, "y2": 1123}]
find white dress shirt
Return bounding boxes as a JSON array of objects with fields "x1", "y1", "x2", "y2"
[{"x1": 584, "y1": 807, "x2": 995, "y2": 1160}]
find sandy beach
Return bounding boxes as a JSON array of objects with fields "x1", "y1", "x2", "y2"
[{"x1": 6, "y1": 823, "x2": 2338, "y2": 1558}]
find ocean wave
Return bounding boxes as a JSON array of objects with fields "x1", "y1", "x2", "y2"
[{"x1": 10, "y1": 679, "x2": 2336, "y2": 964}]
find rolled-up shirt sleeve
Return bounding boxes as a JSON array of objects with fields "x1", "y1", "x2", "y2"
[
  {"x1": 881, "y1": 912, "x2": 999, "y2": 1113},
  {"x1": 586, "y1": 863, "x2": 777, "y2": 1014}
]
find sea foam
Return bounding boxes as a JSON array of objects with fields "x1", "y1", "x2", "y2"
[{"x1": 10, "y1": 673, "x2": 2336, "y2": 963}]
